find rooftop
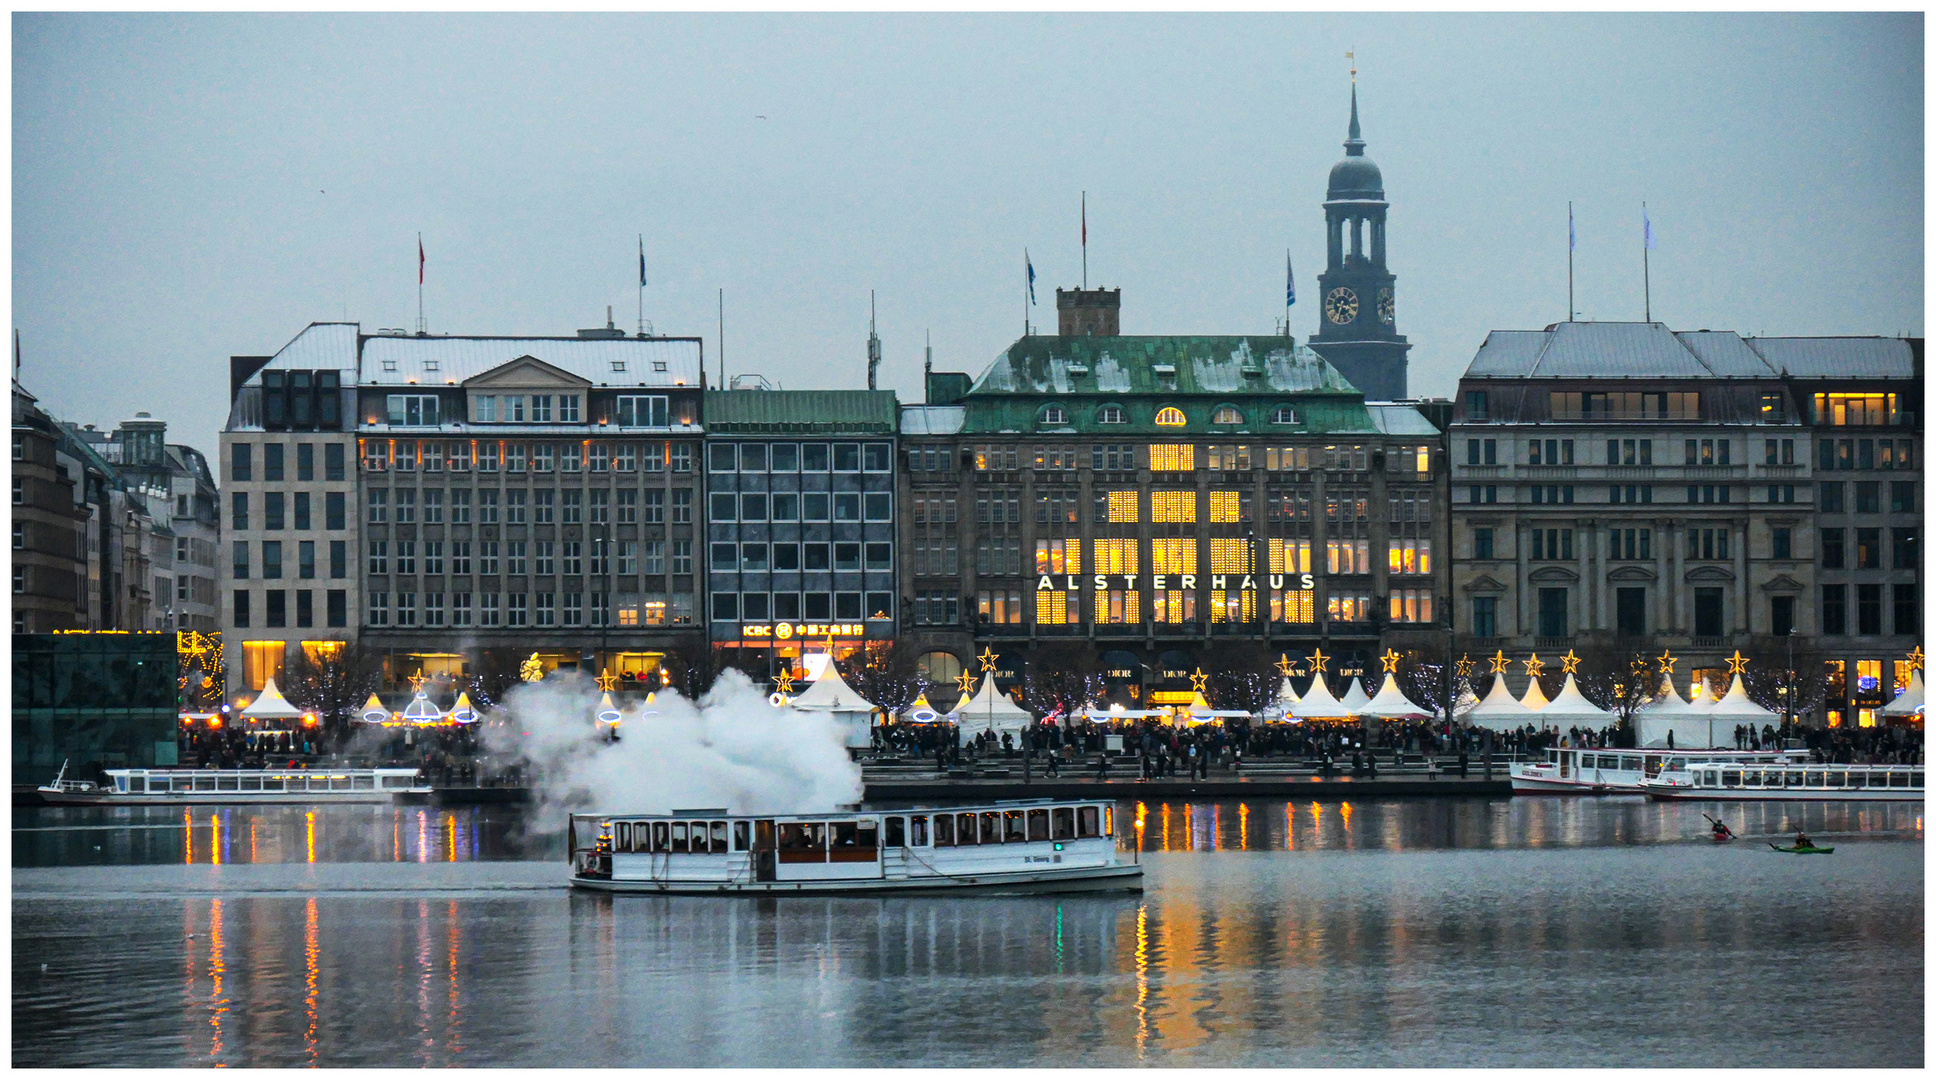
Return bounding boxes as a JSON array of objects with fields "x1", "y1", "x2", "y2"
[
  {"x1": 1465, "y1": 322, "x2": 1919, "y2": 381},
  {"x1": 703, "y1": 390, "x2": 899, "y2": 434},
  {"x1": 970, "y1": 336, "x2": 1360, "y2": 397},
  {"x1": 243, "y1": 323, "x2": 706, "y2": 390}
]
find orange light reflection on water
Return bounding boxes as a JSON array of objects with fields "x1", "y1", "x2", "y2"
[
  {"x1": 305, "y1": 812, "x2": 316, "y2": 865},
  {"x1": 184, "y1": 808, "x2": 194, "y2": 863},
  {"x1": 446, "y1": 899, "x2": 463, "y2": 1057},
  {"x1": 210, "y1": 814, "x2": 221, "y2": 865},
  {"x1": 1238, "y1": 803, "x2": 1249, "y2": 851},
  {"x1": 1133, "y1": 904, "x2": 1150, "y2": 1059},
  {"x1": 208, "y1": 897, "x2": 227, "y2": 1062},
  {"x1": 303, "y1": 897, "x2": 319, "y2": 1065}
]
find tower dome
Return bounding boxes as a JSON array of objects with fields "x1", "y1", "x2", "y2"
[{"x1": 1326, "y1": 84, "x2": 1384, "y2": 200}]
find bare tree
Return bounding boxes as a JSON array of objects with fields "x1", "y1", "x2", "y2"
[
  {"x1": 841, "y1": 640, "x2": 921, "y2": 715},
  {"x1": 1021, "y1": 641, "x2": 1101, "y2": 718},
  {"x1": 283, "y1": 640, "x2": 384, "y2": 747},
  {"x1": 1206, "y1": 640, "x2": 1275, "y2": 713}
]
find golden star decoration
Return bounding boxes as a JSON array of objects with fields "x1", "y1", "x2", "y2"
[
  {"x1": 1454, "y1": 655, "x2": 1475, "y2": 678},
  {"x1": 953, "y1": 670, "x2": 976, "y2": 695},
  {"x1": 519, "y1": 653, "x2": 545, "y2": 683},
  {"x1": 977, "y1": 647, "x2": 998, "y2": 673},
  {"x1": 408, "y1": 673, "x2": 427, "y2": 691},
  {"x1": 595, "y1": 669, "x2": 618, "y2": 692},
  {"x1": 1380, "y1": 648, "x2": 1402, "y2": 673},
  {"x1": 1488, "y1": 650, "x2": 1511, "y2": 675},
  {"x1": 1725, "y1": 650, "x2": 1750, "y2": 676},
  {"x1": 1560, "y1": 650, "x2": 1581, "y2": 675},
  {"x1": 1308, "y1": 647, "x2": 1330, "y2": 673},
  {"x1": 1275, "y1": 653, "x2": 1295, "y2": 677},
  {"x1": 1523, "y1": 654, "x2": 1545, "y2": 678},
  {"x1": 775, "y1": 670, "x2": 797, "y2": 695},
  {"x1": 1657, "y1": 650, "x2": 1676, "y2": 675},
  {"x1": 1189, "y1": 668, "x2": 1208, "y2": 693},
  {"x1": 1907, "y1": 645, "x2": 1925, "y2": 672}
]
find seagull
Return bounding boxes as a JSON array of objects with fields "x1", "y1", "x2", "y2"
[{"x1": 755, "y1": 115, "x2": 766, "y2": 120}]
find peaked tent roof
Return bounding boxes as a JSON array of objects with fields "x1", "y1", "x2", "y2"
[
  {"x1": 1520, "y1": 676, "x2": 1551, "y2": 711},
  {"x1": 958, "y1": 678, "x2": 1032, "y2": 720},
  {"x1": 1360, "y1": 674, "x2": 1433, "y2": 720},
  {"x1": 1289, "y1": 675, "x2": 1351, "y2": 719},
  {"x1": 1880, "y1": 669, "x2": 1925, "y2": 717},
  {"x1": 789, "y1": 662, "x2": 876, "y2": 712},
  {"x1": 1339, "y1": 678, "x2": 1372, "y2": 712},
  {"x1": 1465, "y1": 677, "x2": 1534, "y2": 730},
  {"x1": 1535, "y1": 674, "x2": 1613, "y2": 724},
  {"x1": 402, "y1": 691, "x2": 446, "y2": 725},
  {"x1": 1706, "y1": 675, "x2": 1777, "y2": 721},
  {"x1": 449, "y1": 691, "x2": 480, "y2": 724},
  {"x1": 241, "y1": 677, "x2": 304, "y2": 720},
  {"x1": 359, "y1": 692, "x2": 390, "y2": 724}
]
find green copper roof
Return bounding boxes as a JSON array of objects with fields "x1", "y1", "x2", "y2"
[
  {"x1": 962, "y1": 335, "x2": 1387, "y2": 435},
  {"x1": 703, "y1": 390, "x2": 898, "y2": 434}
]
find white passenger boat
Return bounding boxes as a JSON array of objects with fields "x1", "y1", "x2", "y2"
[
  {"x1": 1640, "y1": 761, "x2": 1924, "y2": 802},
  {"x1": 568, "y1": 799, "x2": 1143, "y2": 895},
  {"x1": 36, "y1": 766, "x2": 431, "y2": 805},
  {"x1": 1511, "y1": 747, "x2": 1804, "y2": 795}
]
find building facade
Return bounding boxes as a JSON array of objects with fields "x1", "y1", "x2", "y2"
[
  {"x1": 703, "y1": 389, "x2": 901, "y2": 669},
  {"x1": 98, "y1": 412, "x2": 221, "y2": 632},
  {"x1": 220, "y1": 322, "x2": 709, "y2": 701},
  {"x1": 1307, "y1": 83, "x2": 1411, "y2": 402},
  {"x1": 12, "y1": 382, "x2": 90, "y2": 631},
  {"x1": 1449, "y1": 322, "x2": 1921, "y2": 724},
  {"x1": 902, "y1": 299, "x2": 1449, "y2": 705}
]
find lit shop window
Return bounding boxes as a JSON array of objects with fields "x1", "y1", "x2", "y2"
[
  {"x1": 1209, "y1": 539, "x2": 1251, "y2": 574},
  {"x1": 1154, "y1": 407, "x2": 1186, "y2": 427},
  {"x1": 1106, "y1": 491, "x2": 1139, "y2": 523},
  {"x1": 1328, "y1": 593, "x2": 1372, "y2": 622},
  {"x1": 1388, "y1": 540, "x2": 1432, "y2": 575},
  {"x1": 1034, "y1": 589, "x2": 1078, "y2": 625},
  {"x1": 1152, "y1": 590, "x2": 1196, "y2": 624},
  {"x1": 1389, "y1": 590, "x2": 1435, "y2": 623},
  {"x1": 1151, "y1": 538, "x2": 1197, "y2": 575},
  {"x1": 1269, "y1": 539, "x2": 1312, "y2": 574},
  {"x1": 1151, "y1": 491, "x2": 1196, "y2": 524},
  {"x1": 1209, "y1": 589, "x2": 1254, "y2": 623},
  {"x1": 1327, "y1": 539, "x2": 1371, "y2": 574},
  {"x1": 1209, "y1": 491, "x2": 1244, "y2": 523},
  {"x1": 1271, "y1": 589, "x2": 1315, "y2": 623},
  {"x1": 1149, "y1": 444, "x2": 1195, "y2": 472},
  {"x1": 1035, "y1": 539, "x2": 1080, "y2": 575},
  {"x1": 1095, "y1": 589, "x2": 1141, "y2": 624},
  {"x1": 1092, "y1": 538, "x2": 1140, "y2": 575}
]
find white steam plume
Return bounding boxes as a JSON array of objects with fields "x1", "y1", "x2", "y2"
[{"x1": 483, "y1": 669, "x2": 862, "y2": 822}]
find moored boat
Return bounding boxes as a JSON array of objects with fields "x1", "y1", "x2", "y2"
[
  {"x1": 1511, "y1": 747, "x2": 1803, "y2": 795},
  {"x1": 1640, "y1": 762, "x2": 1923, "y2": 802},
  {"x1": 568, "y1": 798, "x2": 1143, "y2": 895},
  {"x1": 35, "y1": 766, "x2": 432, "y2": 805}
]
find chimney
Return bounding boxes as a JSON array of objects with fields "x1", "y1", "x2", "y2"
[{"x1": 1057, "y1": 288, "x2": 1121, "y2": 337}]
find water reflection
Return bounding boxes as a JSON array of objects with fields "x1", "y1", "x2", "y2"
[{"x1": 14, "y1": 805, "x2": 530, "y2": 868}]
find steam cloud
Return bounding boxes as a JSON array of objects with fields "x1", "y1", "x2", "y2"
[{"x1": 483, "y1": 669, "x2": 863, "y2": 822}]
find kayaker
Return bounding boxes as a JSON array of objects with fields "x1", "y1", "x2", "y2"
[
  {"x1": 1794, "y1": 831, "x2": 1813, "y2": 849},
  {"x1": 1711, "y1": 820, "x2": 1733, "y2": 841}
]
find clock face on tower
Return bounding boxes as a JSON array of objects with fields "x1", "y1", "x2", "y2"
[
  {"x1": 1324, "y1": 287, "x2": 1359, "y2": 325},
  {"x1": 1378, "y1": 288, "x2": 1395, "y2": 325}
]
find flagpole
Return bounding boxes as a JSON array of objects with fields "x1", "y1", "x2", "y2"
[
  {"x1": 1642, "y1": 202, "x2": 1651, "y2": 323},
  {"x1": 416, "y1": 232, "x2": 425, "y2": 335},
  {"x1": 1285, "y1": 249, "x2": 1293, "y2": 338},
  {"x1": 638, "y1": 234, "x2": 646, "y2": 337},
  {"x1": 1081, "y1": 192, "x2": 1087, "y2": 290},
  {"x1": 1566, "y1": 203, "x2": 1574, "y2": 322}
]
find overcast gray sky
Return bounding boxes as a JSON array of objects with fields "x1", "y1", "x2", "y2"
[{"x1": 14, "y1": 12, "x2": 1923, "y2": 453}]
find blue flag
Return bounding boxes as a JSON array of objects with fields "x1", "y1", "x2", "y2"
[
  {"x1": 1569, "y1": 206, "x2": 1576, "y2": 252},
  {"x1": 639, "y1": 236, "x2": 647, "y2": 287},
  {"x1": 1286, "y1": 251, "x2": 1296, "y2": 307},
  {"x1": 1026, "y1": 252, "x2": 1037, "y2": 306},
  {"x1": 1643, "y1": 210, "x2": 1655, "y2": 251}
]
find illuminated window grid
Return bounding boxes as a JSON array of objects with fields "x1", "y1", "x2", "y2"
[
  {"x1": 1327, "y1": 593, "x2": 1371, "y2": 622},
  {"x1": 1095, "y1": 588, "x2": 1142, "y2": 624},
  {"x1": 1209, "y1": 538, "x2": 1251, "y2": 574},
  {"x1": 1151, "y1": 538, "x2": 1197, "y2": 574},
  {"x1": 1035, "y1": 539, "x2": 1080, "y2": 575},
  {"x1": 1106, "y1": 490, "x2": 1140, "y2": 523},
  {"x1": 1034, "y1": 589, "x2": 1079, "y2": 625},
  {"x1": 1149, "y1": 444, "x2": 1195, "y2": 472},
  {"x1": 1388, "y1": 539, "x2": 1432, "y2": 575},
  {"x1": 1151, "y1": 490, "x2": 1196, "y2": 524},
  {"x1": 1269, "y1": 539, "x2": 1312, "y2": 574},
  {"x1": 1092, "y1": 538, "x2": 1140, "y2": 575},
  {"x1": 1388, "y1": 590, "x2": 1434, "y2": 624},
  {"x1": 1208, "y1": 589, "x2": 1255, "y2": 623},
  {"x1": 1153, "y1": 590, "x2": 1196, "y2": 624},
  {"x1": 1271, "y1": 590, "x2": 1315, "y2": 623},
  {"x1": 1266, "y1": 446, "x2": 1310, "y2": 471},
  {"x1": 1209, "y1": 491, "x2": 1241, "y2": 523},
  {"x1": 1327, "y1": 539, "x2": 1371, "y2": 574}
]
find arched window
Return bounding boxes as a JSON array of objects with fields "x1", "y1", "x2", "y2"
[
  {"x1": 1212, "y1": 405, "x2": 1244, "y2": 425},
  {"x1": 1096, "y1": 405, "x2": 1127, "y2": 425},
  {"x1": 1154, "y1": 406, "x2": 1187, "y2": 427},
  {"x1": 1040, "y1": 405, "x2": 1068, "y2": 426},
  {"x1": 1271, "y1": 405, "x2": 1299, "y2": 425}
]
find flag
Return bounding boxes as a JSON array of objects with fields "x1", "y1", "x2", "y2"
[
  {"x1": 1286, "y1": 251, "x2": 1296, "y2": 307},
  {"x1": 1026, "y1": 251, "x2": 1037, "y2": 306},
  {"x1": 418, "y1": 235, "x2": 425, "y2": 284},
  {"x1": 1081, "y1": 193, "x2": 1087, "y2": 249},
  {"x1": 639, "y1": 235, "x2": 648, "y2": 286},
  {"x1": 1568, "y1": 206, "x2": 1575, "y2": 252},
  {"x1": 1643, "y1": 209, "x2": 1655, "y2": 251}
]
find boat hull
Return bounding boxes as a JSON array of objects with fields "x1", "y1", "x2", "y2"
[
  {"x1": 571, "y1": 862, "x2": 1144, "y2": 896},
  {"x1": 1645, "y1": 788, "x2": 1922, "y2": 803},
  {"x1": 33, "y1": 790, "x2": 417, "y2": 806}
]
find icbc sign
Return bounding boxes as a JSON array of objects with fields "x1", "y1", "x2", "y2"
[{"x1": 740, "y1": 623, "x2": 866, "y2": 640}]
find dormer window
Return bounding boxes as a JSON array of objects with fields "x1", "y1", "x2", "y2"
[
  {"x1": 1152, "y1": 363, "x2": 1177, "y2": 390},
  {"x1": 653, "y1": 361, "x2": 668, "y2": 372},
  {"x1": 1212, "y1": 405, "x2": 1244, "y2": 425},
  {"x1": 423, "y1": 359, "x2": 440, "y2": 372},
  {"x1": 1154, "y1": 406, "x2": 1186, "y2": 427},
  {"x1": 1271, "y1": 405, "x2": 1299, "y2": 425},
  {"x1": 1041, "y1": 405, "x2": 1068, "y2": 426},
  {"x1": 381, "y1": 359, "x2": 398, "y2": 372},
  {"x1": 611, "y1": 360, "x2": 627, "y2": 372},
  {"x1": 1097, "y1": 405, "x2": 1127, "y2": 425}
]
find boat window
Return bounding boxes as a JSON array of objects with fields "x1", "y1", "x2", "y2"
[
  {"x1": 1052, "y1": 807, "x2": 1075, "y2": 840},
  {"x1": 1078, "y1": 806, "x2": 1100, "y2": 838},
  {"x1": 828, "y1": 821, "x2": 877, "y2": 863},
  {"x1": 910, "y1": 816, "x2": 929, "y2": 846},
  {"x1": 1104, "y1": 806, "x2": 1114, "y2": 837},
  {"x1": 353, "y1": 775, "x2": 374, "y2": 790},
  {"x1": 980, "y1": 811, "x2": 1001, "y2": 844},
  {"x1": 711, "y1": 821, "x2": 730, "y2": 853},
  {"x1": 1805, "y1": 772, "x2": 1825, "y2": 787},
  {"x1": 933, "y1": 814, "x2": 955, "y2": 847},
  {"x1": 1644, "y1": 757, "x2": 1663, "y2": 778},
  {"x1": 1913, "y1": 771, "x2": 1924, "y2": 788},
  {"x1": 733, "y1": 821, "x2": 750, "y2": 851},
  {"x1": 216, "y1": 774, "x2": 237, "y2": 791},
  {"x1": 1004, "y1": 811, "x2": 1027, "y2": 843},
  {"x1": 241, "y1": 776, "x2": 261, "y2": 791},
  {"x1": 1827, "y1": 771, "x2": 1847, "y2": 788},
  {"x1": 1597, "y1": 755, "x2": 1619, "y2": 770},
  {"x1": 1027, "y1": 809, "x2": 1050, "y2": 841},
  {"x1": 778, "y1": 822, "x2": 826, "y2": 862},
  {"x1": 616, "y1": 822, "x2": 633, "y2": 850},
  {"x1": 691, "y1": 822, "x2": 711, "y2": 853},
  {"x1": 885, "y1": 817, "x2": 906, "y2": 847},
  {"x1": 651, "y1": 821, "x2": 669, "y2": 851},
  {"x1": 670, "y1": 821, "x2": 688, "y2": 850},
  {"x1": 1890, "y1": 772, "x2": 1910, "y2": 788},
  {"x1": 1548, "y1": 750, "x2": 1560, "y2": 763},
  {"x1": 1721, "y1": 771, "x2": 1741, "y2": 787},
  {"x1": 1619, "y1": 757, "x2": 1641, "y2": 772},
  {"x1": 195, "y1": 775, "x2": 216, "y2": 791},
  {"x1": 957, "y1": 813, "x2": 979, "y2": 846}
]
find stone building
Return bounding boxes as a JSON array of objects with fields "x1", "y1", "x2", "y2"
[
  {"x1": 12, "y1": 381, "x2": 90, "y2": 631},
  {"x1": 1448, "y1": 322, "x2": 1921, "y2": 724},
  {"x1": 1307, "y1": 82, "x2": 1411, "y2": 402}
]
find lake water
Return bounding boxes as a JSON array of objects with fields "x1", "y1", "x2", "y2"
[{"x1": 12, "y1": 797, "x2": 1922, "y2": 1067}]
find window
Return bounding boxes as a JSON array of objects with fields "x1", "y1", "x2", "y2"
[
  {"x1": 1388, "y1": 539, "x2": 1432, "y2": 575},
  {"x1": 387, "y1": 395, "x2": 440, "y2": 427},
  {"x1": 1529, "y1": 529, "x2": 1574, "y2": 561},
  {"x1": 1149, "y1": 444, "x2": 1195, "y2": 472},
  {"x1": 1894, "y1": 584, "x2": 1918, "y2": 636},
  {"x1": 1388, "y1": 590, "x2": 1434, "y2": 624},
  {"x1": 1465, "y1": 391, "x2": 1488, "y2": 421},
  {"x1": 1096, "y1": 405, "x2": 1126, "y2": 425},
  {"x1": 1154, "y1": 406, "x2": 1186, "y2": 427},
  {"x1": 232, "y1": 540, "x2": 250, "y2": 580},
  {"x1": 1893, "y1": 527, "x2": 1918, "y2": 570},
  {"x1": 1821, "y1": 528, "x2": 1845, "y2": 569},
  {"x1": 559, "y1": 396, "x2": 581, "y2": 423},
  {"x1": 1692, "y1": 588, "x2": 1724, "y2": 638},
  {"x1": 1855, "y1": 527, "x2": 1880, "y2": 569},
  {"x1": 265, "y1": 590, "x2": 287, "y2": 628},
  {"x1": 864, "y1": 493, "x2": 892, "y2": 521},
  {"x1": 1537, "y1": 588, "x2": 1568, "y2": 638},
  {"x1": 1857, "y1": 583, "x2": 1883, "y2": 635},
  {"x1": 1820, "y1": 482, "x2": 1845, "y2": 514},
  {"x1": 1856, "y1": 481, "x2": 1880, "y2": 514},
  {"x1": 1820, "y1": 584, "x2": 1846, "y2": 636},
  {"x1": 1212, "y1": 405, "x2": 1243, "y2": 425},
  {"x1": 617, "y1": 395, "x2": 669, "y2": 428},
  {"x1": 1150, "y1": 491, "x2": 1193, "y2": 523},
  {"x1": 1473, "y1": 528, "x2": 1493, "y2": 560},
  {"x1": 1772, "y1": 528, "x2": 1792, "y2": 560},
  {"x1": 1270, "y1": 405, "x2": 1299, "y2": 425},
  {"x1": 1471, "y1": 596, "x2": 1497, "y2": 638},
  {"x1": 1813, "y1": 392, "x2": 1899, "y2": 426}
]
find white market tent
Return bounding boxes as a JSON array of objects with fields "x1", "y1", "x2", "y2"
[
  {"x1": 789, "y1": 662, "x2": 877, "y2": 749},
  {"x1": 1289, "y1": 675, "x2": 1352, "y2": 720},
  {"x1": 1707, "y1": 675, "x2": 1777, "y2": 726},
  {"x1": 401, "y1": 690, "x2": 446, "y2": 726},
  {"x1": 359, "y1": 692, "x2": 391, "y2": 725},
  {"x1": 1451, "y1": 683, "x2": 1481, "y2": 721},
  {"x1": 899, "y1": 693, "x2": 945, "y2": 724},
  {"x1": 1258, "y1": 676, "x2": 1301, "y2": 722},
  {"x1": 1185, "y1": 691, "x2": 1252, "y2": 723},
  {"x1": 1464, "y1": 676, "x2": 1535, "y2": 731},
  {"x1": 1689, "y1": 678, "x2": 1722, "y2": 711},
  {"x1": 1519, "y1": 676, "x2": 1551, "y2": 711},
  {"x1": 1338, "y1": 678, "x2": 1372, "y2": 714},
  {"x1": 1880, "y1": 668, "x2": 1925, "y2": 718},
  {"x1": 594, "y1": 692, "x2": 623, "y2": 725},
  {"x1": 1635, "y1": 676, "x2": 1725, "y2": 749},
  {"x1": 241, "y1": 678, "x2": 304, "y2": 722},
  {"x1": 956, "y1": 678, "x2": 1034, "y2": 744},
  {"x1": 1360, "y1": 673, "x2": 1434, "y2": 720},
  {"x1": 1535, "y1": 673, "x2": 1614, "y2": 725},
  {"x1": 449, "y1": 691, "x2": 480, "y2": 725}
]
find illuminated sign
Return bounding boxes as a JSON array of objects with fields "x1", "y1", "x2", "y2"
[
  {"x1": 1149, "y1": 691, "x2": 1197, "y2": 705},
  {"x1": 1033, "y1": 573, "x2": 1315, "y2": 591},
  {"x1": 740, "y1": 623, "x2": 866, "y2": 640}
]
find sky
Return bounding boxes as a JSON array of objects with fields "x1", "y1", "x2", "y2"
[{"x1": 13, "y1": 12, "x2": 1924, "y2": 453}]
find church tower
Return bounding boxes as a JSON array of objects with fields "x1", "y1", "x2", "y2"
[{"x1": 1308, "y1": 77, "x2": 1411, "y2": 400}]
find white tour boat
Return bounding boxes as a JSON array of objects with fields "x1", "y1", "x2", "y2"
[
  {"x1": 568, "y1": 799, "x2": 1143, "y2": 895},
  {"x1": 1640, "y1": 761, "x2": 1924, "y2": 802},
  {"x1": 36, "y1": 766, "x2": 431, "y2": 805},
  {"x1": 1511, "y1": 747, "x2": 1804, "y2": 795}
]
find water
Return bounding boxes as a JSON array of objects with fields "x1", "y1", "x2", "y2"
[{"x1": 13, "y1": 798, "x2": 1923, "y2": 1067}]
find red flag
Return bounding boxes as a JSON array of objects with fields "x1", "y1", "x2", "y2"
[{"x1": 418, "y1": 236, "x2": 425, "y2": 285}]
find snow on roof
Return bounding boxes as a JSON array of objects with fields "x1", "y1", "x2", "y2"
[
  {"x1": 360, "y1": 335, "x2": 703, "y2": 388},
  {"x1": 901, "y1": 405, "x2": 966, "y2": 435}
]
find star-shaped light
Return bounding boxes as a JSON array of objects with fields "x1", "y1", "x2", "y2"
[
  {"x1": 1189, "y1": 668, "x2": 1208, "y2": 693},
  {"x1": 775, "y1": 670, "x2": 797, "y2": 694},
  {"x1": 595, "y1": 669, "x2": 618, "y2": 692},
  {"x1": 1308, "y1": 647, "x2": 1330, "y2": 673},
  {"x1": 1657, "y1": 650, "x2": 1676, "y2": 675},
  {"x1": 1488, "y1": 650, "x2": 1511, "y2": 675},
  {"x1": 954, "y1": 670, "x2": 976, "y2": 695},
  {"x1": 977, "y1": 647, "x2": 998, "y2": 673},
  {"x1": 1454, "y1": 655, "x2": 1475, "y2": 679},
  {"x1": 1724, "y1": 650, "x2": 1750, "y2": 676},
  {"x1": 1275, "y1": 653, "x2": 1295, "y2": 678},
  {"x1": 1907, "y1": 646, "x2": 1925, "y2": 673},
  {"x1": 408, "y1": 673, "x2": 427, "y2": 691},
  {"x1": 1380, "y1": 648, "x2": 1402, "y2": 673},
  {"x1": 1560, "y1": 650, "x2": 1581, "y2": 675},
  {"x1": 1523, "y1": 654, "x2": 1545, "y2": 678}
]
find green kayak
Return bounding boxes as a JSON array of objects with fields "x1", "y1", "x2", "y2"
[{"x1": 1769, "y1": 844, "x2": 1835, "y2": 854}]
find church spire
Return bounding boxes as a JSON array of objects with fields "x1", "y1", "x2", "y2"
[{"x1": 1344, "y1": 68, "x2": 1365, "y2": 156}]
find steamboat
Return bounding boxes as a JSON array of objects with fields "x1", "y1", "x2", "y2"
[
  {"x1": 568, "y1": 799, "x2": 1143, "y2": 895},
  {"x1": 1639, "y1": 761, "x2": 1924, "y2": 802},
  {"x1": 35, "y1": 762, "x2": 431, "y2": 805},
  {"x1": 1510, "y1": 747, "x2": 1805, "y2": 795}
]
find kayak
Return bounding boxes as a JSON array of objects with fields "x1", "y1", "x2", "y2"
[
  {"x1": 1711, "y1": 833, "x2": 1734, "y2": 842},
  {"x1": 1768, "y1": 844, "x2": 1835, "y2": 854}
]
